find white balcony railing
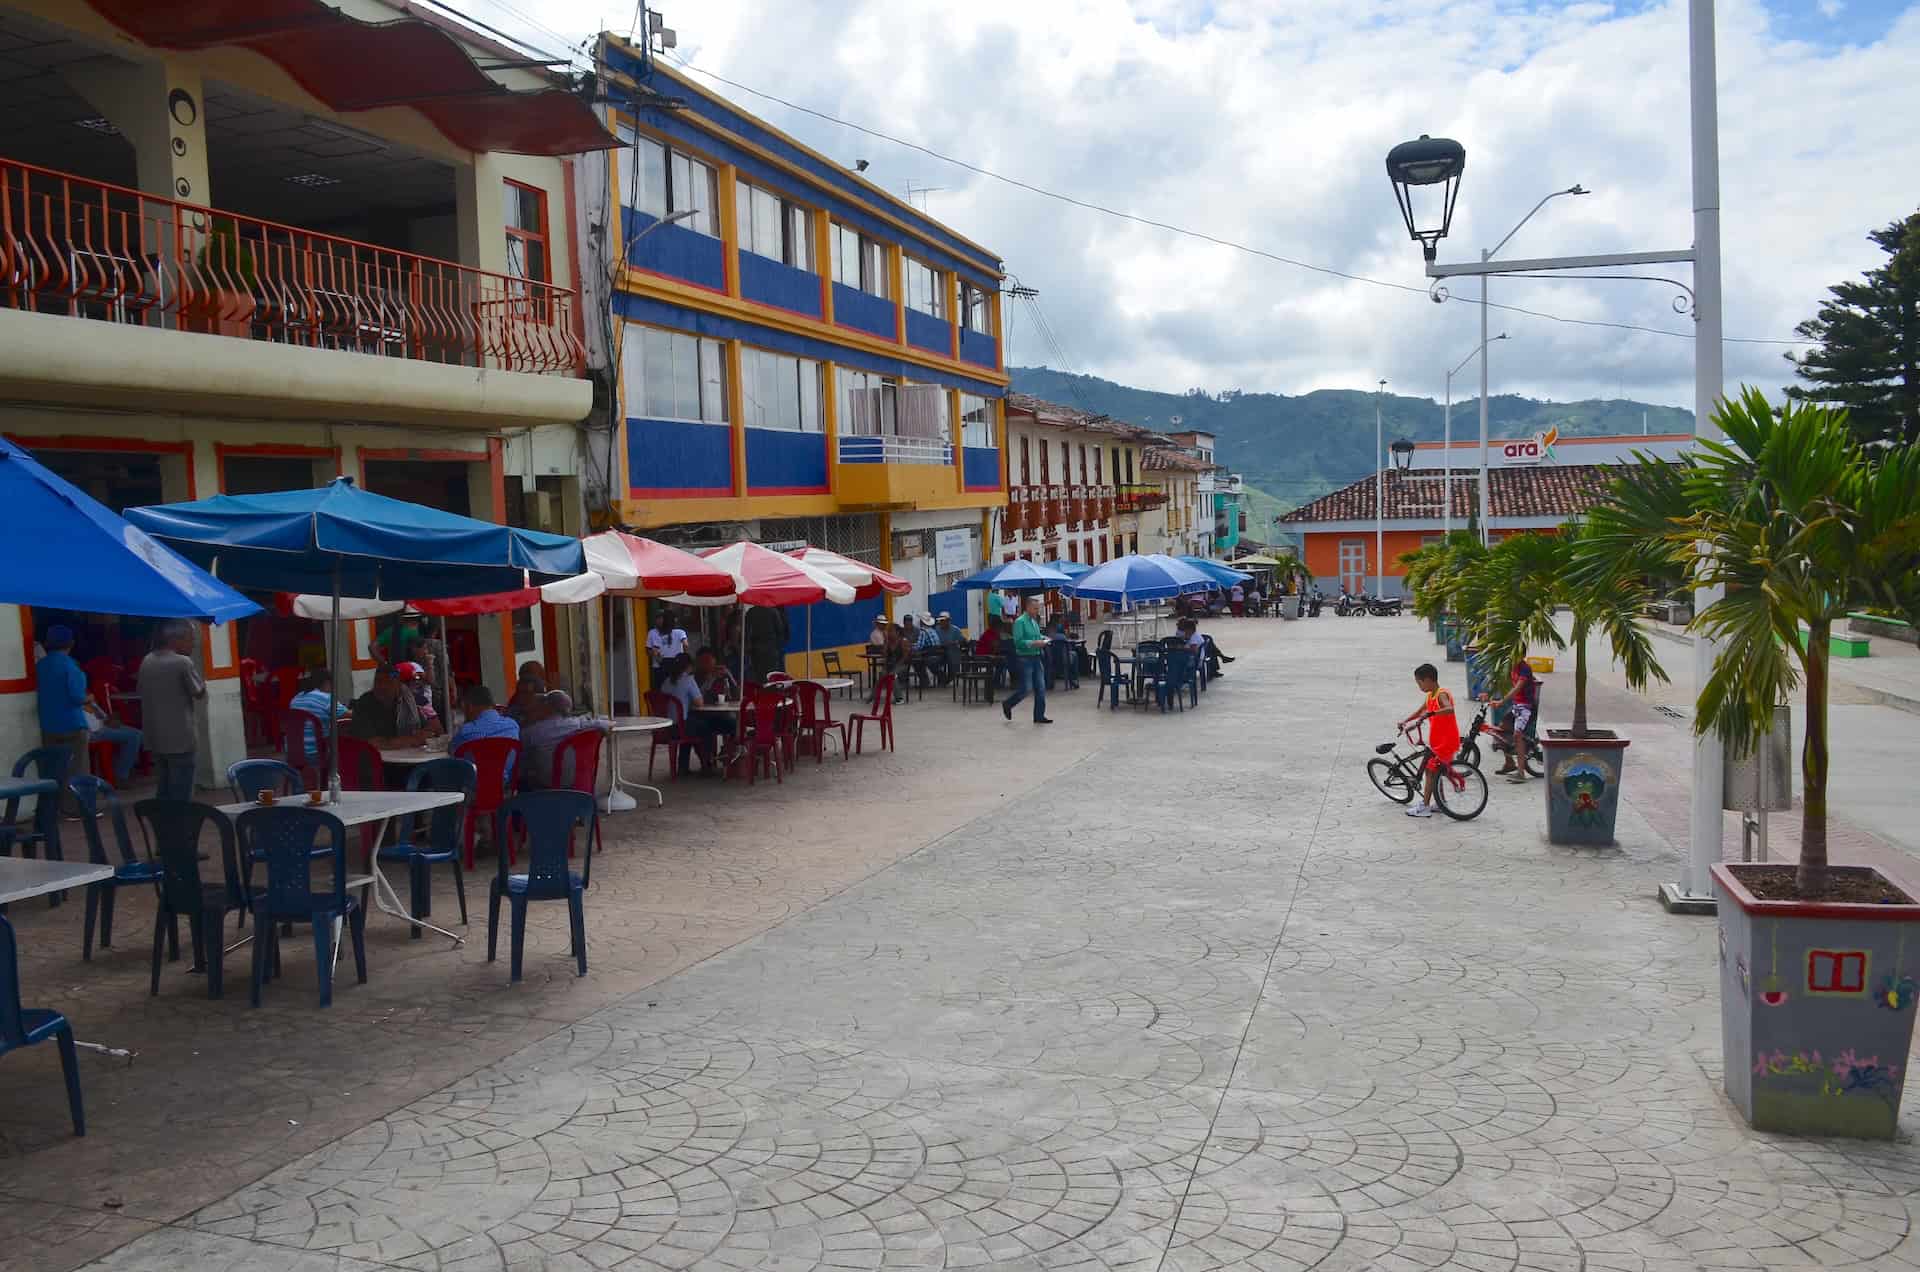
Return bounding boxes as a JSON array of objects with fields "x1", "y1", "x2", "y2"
[{"x1": 837, "y1": 435, "x2": 954, "y2": 465}]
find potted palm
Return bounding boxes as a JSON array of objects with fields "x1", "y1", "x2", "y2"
[
  {"x1": 1579, "y1": 388, "x2": 1920, "y2": 1137},
  {"x1": 1397, "y1": 540, "x2": 1449, "y2": 642},
  {"x1": 1416, "y1": 533, "x2": 1488, "y2": 661},
  {"x1": 1474, "y1": 525, "x2": 1666, "y2": 846}
]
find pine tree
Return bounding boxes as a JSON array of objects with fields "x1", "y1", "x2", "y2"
[{"x1": 1784, "y1": 211, "x2": 1920, "y2": 446}]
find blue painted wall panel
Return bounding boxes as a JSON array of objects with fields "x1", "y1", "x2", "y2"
[
  {"x1": 832, "y1": 284, "x2": 897, "y2": 340},
  {"x1": 615, "y1": 294, "x2": 1008, "y2": 399},
  {"x1": 739, "y1": 252, "x2": 822, "y2": 317},
  {"x1": 962, "y1": 448, "x2": 1002, "y2": 489},
  {"x1": 959, "y1": 328, "x2": 998, "y2": 369},
  {"x1": 745, "y1": 429, "x2": 828, "y2": 492},
  {"x1": 626, "y1": 417, "x2": 733, "y2": 494},
  {"x1": 624, "y1": 208, "x2": 726, "y2": 292},
  {"x1": 785, "y1": 596, "x2": 883, "y2": 655},
  {"x1": 905, "y1": 308, "x2": 953, "y2": 356},
  {"x1": 927, "y1": 588, "x2": 968, "y2": 630}
]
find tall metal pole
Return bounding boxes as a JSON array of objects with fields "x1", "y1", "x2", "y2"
[
  {"x1": 1375, "y1": 380, "x2": 1386, "y2": 595},
  {"x1": 1478, "y1": 256, "x2": 1491, "y2": 545},
  {"x1": 1681, "y1": 0, "x2": 1726, "y2": 908},
  {"x1": 1442, "y1": 375, "x2": 1453, "y2": 536}
]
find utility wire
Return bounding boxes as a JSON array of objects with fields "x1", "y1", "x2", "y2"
[{"x1": 660, "y1": 52, "x2": 1807, "y2": 349}]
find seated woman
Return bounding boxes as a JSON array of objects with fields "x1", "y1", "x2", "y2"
[{"x1": 659, "y1": 653, "x2": 734, "y2": 775}]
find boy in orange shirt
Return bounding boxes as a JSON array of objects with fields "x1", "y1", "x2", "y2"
[{"x1": 1399, "y1": 662, "x2": 1459, "y2": 818}]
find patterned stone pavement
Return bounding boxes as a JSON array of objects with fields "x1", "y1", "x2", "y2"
[{"x1": 9, "y1": 615, "x2": 1920, "y2": 1270}]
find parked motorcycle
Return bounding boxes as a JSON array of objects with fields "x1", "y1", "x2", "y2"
[
  {"x1": 1334, "y1": 590, "x2": 1365, "y2": 616},
  {"x1": 1366, "y1": 595, "x2": 1405, "y2": 617}
]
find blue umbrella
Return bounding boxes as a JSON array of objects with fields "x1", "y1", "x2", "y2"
[
  {"x1": 0, "y1": 436, "x2": 258, "y2": 622},
  {"x1": 1066, "y1": 554, "x2": 1215, "y2": 608},
  {"x1": 1042, "y1": 558, "x2": 1094, "y2": 580},
  {"x1": 124, "y1": 476, "x2": 584, "y2": 598},
  {"x1": 955, "y1": 559, "x2": 1074, "y2": 592},
  {"x1": 1179, "y1": 556, "x2": 1255, "y2": 587}
]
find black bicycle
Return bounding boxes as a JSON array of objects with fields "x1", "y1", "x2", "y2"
[
  {"x1": 1459, "y1": 702, "x2": 1543, "y2": 777},
  {"x1": 1366, "y1": 719, "x2": 1489, "y2": 820}
]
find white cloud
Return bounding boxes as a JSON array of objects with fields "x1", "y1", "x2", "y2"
[{"x1": 480, "y1": 0, "x2": 1918, "y2": 410}]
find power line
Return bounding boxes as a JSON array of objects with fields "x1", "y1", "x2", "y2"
[{"x1": 659, "y1": 52, "x2": 1808, "y2": 350}]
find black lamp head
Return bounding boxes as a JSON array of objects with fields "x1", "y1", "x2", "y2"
[{"x1": 1386, "y1": 134, "x2": 1466, "y2": 262}]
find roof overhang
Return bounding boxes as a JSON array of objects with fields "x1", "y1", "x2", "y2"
[{"x1": 81, "y1": 0, "x2": 618, "y2": 157}]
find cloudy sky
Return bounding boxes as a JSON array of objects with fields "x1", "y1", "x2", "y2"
[{"x1": 477, "y1": 0, "x2": 1913, "y2": 410}]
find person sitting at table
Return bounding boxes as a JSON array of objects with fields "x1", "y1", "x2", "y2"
[
  {"x1": 933, "y1": 611, "x2": 966, "y2": 683},
  {"x1": 1044, "y1": 613, "x2": 1080, "y2": 690},
  {"x1": 394, "y1": 661, "x2": 441, "y2": 734},
  {"x1": 288, "y1": 668, "x2": 349, "y2": 762},
  {"x1": 910, "y1": 611, "x2": 943, "y2": 688},
  {"x1": 506, "y1": 660, "x2": 546, "y2": 722},
  {"x1": 867, "y1": 616, "x2": 890, "y2": 648},
  {"x1": 348, "y1": 664, "x2": 429, "y2": 750},
  {"x1": 1177, "y1": 617, "x2": 1235, "y2": 677},
  {"x1": 1230, "y1": 583, "x2": 1246, "y2": 617},
  {"x1": 659, "y1": 654, "x2": 732, "y2": 776},
  {"x1": 450, "y1": 682, "x2": 520, "y2": 779},
  {"x1": 518, "y1": 691, "x2": 606, "y2": 790},
  {"x1": 692, "y1": 647, "x2": 738, "y2": 702},
  {"x1": 34, "y1": 626, "x2": 90, "y2": 801},
  {"x1": 82, "y1": 688, "x2": 143, "y2": 785},
  {"x1": 881, "y1": 622, "x2": 911, "y2": 701}
]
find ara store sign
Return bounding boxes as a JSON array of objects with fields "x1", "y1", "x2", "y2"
[{"x1": 1500, "y1": 426, "x2": 1560, "y2": 466}]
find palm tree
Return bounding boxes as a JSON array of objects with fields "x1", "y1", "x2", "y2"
[
  {"x1": 1470, "y1": 525, "x2": 1667, "y2": 737},
  {"x1": 1575, "y1": 388, "x2": 1920, "y2": 889},
  {"x1": 1399, "y1": 530, "x2": 1481, "y2": 622}
]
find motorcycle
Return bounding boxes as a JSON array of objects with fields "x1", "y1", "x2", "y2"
[
  {"x1": 1305, "y1": 588, "x2": 1326, "y2": 617},
  {"x1": 1366, "y1": 595, "x2": 1405, "y2": 617},
  {"x1": 1334, "y1": 590, "x2": 1367, "y2": 616}
]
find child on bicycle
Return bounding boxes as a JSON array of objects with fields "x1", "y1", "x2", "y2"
[
  {"x1": 1400, "y1": 662, "x2": 1459, "y2": 818},
  {"x1": 1482, "y1": 657, "x2": 1539, "y2": 783}
]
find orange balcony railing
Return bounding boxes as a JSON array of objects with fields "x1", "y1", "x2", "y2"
[
  {"x1": 0, "y1": 156, "x2": 582, "y2": 375},
  {"x1": 1114, "y1": 483, "x2": 1167, "y2": 513}
]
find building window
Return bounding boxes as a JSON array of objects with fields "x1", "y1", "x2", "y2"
[
  {"x1": 1124, "y1": 449, "x2": 1135, "y2": 484},
  {"x1": 904, "y1": 257, "x2": 946, "y2": 318},
  {"x1": 735, "y1": 179, "x2": 812, "y2": 271},
  {"x1": 503, "y1": 181, "x2": 549, "y2": 286},
  {"x1": 1094, "y1": 449, "x2": 1103, "y2": 484},
  {"x1": 1059, "y1": 441, "x2": 1070, "y2": 484},
  {"x1": 621, "y1": 323, "x2": 728, "y2": 423},
  {"x1": 740, "y1": 347, "x2": 823, "y2": 432},
  {"x1": 1078, "y1": 444, "x2": 1088, "y2": 484},
  {"x1": 836, "y1": 367, "x2": 897, "y2": 436},
  {"x1": 960, "y1": 394, "x2": 994, "y2": 448},
  {"x1": 898, "y1": 382, "x2": 950, "y2": 439},
  {"x1": 616, "y1": 128, "x2": 718, "y2": 237},
  {"x1": 1019, "y1": 436, "x2": 1030, "y2": 484},
  {"x1": 829, "y1": 223, "x2": 889, "y2": 298},
  {"x1": 959, "y1": 279, "x2": 992, "y2": 335}
]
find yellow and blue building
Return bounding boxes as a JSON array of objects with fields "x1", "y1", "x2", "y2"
[{"x1": 585, "y1": 36, "x2": 1009, "y2": 696}]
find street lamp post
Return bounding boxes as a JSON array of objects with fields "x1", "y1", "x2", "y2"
[
  {"x1": 1444, "y1": 333, "x2": 1508, "y2": 534},
  {"x1": 1375, "y1": 379, "x2": 1387, "y2": 596},
  {"x1": 1383, "y1": 0, "x2": 1726, "y2": 912}
]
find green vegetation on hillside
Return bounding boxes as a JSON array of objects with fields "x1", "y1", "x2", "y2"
[{"x1": 1010, "y1": 365, "x2": 1693, "y2": 516}]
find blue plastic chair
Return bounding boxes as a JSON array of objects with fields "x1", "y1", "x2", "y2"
[
  {"x1": 487, "y1": 790, "x2": 594, "y2": 983},
  {"x1": 1132, "y1": 644, "x2": 1166, "y2": 711},
  {"x1": 1094, "y1": 643, "x2": 1132, "y2": 711},
  {"x1": 226, "y1": 758, "x2": 304, "y2": 803},
  {"x1": 0, "y1": 915, "x2": 83, "y2": 1136},
  {"x1": 236, "y1": 806, "x2": 365, "y2": 1008},
  {"x1": 5, "y1": 747, "x2": 72, "y2": 908},
  {"x1": 69, "y1": 777, "x2": 162, "y2": 962},
  {"x1": 1161, "y1": 645, "x2": 1198, "y2": 711},
  {"x1": 135, "y1": 800, "x2": 245, "y2": 999},
  {"x1": 382, "y1": 758, "x2": 475, "y2": 940}
]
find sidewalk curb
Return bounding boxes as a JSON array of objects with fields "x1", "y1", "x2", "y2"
[{"x1": 1644, "y1": 623, "x2": 1920, "y2": 719}]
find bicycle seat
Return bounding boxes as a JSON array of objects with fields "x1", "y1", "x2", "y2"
[{"x1": 1374, "y1": 742, "x2": 1396, "y2": 755}]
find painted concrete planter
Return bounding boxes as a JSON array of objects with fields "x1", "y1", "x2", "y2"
[
  {"x1": 1445, "y1": 633, "x2": 1465, "y2": 662},
  {"x1": 1463, "y1": 648, "x2": 1490, "y2": 698},
  {"x1": 1712, "y1": 863, "x2": 1920, "y2": 1139},
  {"x1": 1540, "y1": 732, "x2": 1629, "y2": 846}
]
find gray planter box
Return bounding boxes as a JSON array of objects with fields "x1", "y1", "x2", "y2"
[
  {"x1": 1712, "y1": 863, "x2": 1920, "y2": 1139},
  {"x1": 1541, "y1": 732, "x2": 1629, "y2": 846}
]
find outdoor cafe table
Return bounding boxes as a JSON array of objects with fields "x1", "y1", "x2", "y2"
[
  {"x1": 213, "y1": 789, "x2": 467, "y2": 948},
  {"x1": 605, "y1": 716, "x2": 673, "y2": 813},
  {"x1": 0, "y1": 775, "x2": 62, "y2": 906},
  {"x1": 0, "y1": 858, "x2": 135, "y2": 1059}
]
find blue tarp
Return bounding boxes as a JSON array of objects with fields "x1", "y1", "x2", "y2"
[
  {"x1": 0, "y1": 436, "x2": 259, "y2": 623},
  {"x1": 1066, "y1": 554, "x2": 1215, "y2": 607},
  {"x1": 123, "y1": 477, "x2": 585, "y2": 600},
  {"x1": 1178, "y1": 556, "x2": 1254, "y2": 587},
  {"x1": 954, "y1": 559, "x2": 1074, "y2": 592}
]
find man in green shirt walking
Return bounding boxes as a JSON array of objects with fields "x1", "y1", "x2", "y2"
[{"x1": 1002, "y1": 596, "x2": 1053, "y2": 725}]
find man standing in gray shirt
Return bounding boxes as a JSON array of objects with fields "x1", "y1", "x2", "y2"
[{"x1": 137, "y1": 621, "x2": 206, "y2": 801}]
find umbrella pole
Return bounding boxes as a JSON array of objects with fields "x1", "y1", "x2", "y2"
[
  {"x1": 327, "y1": 564, "x2": 342, "y2": 804},
  {"x1": 441, "y1": 614, "x2": 453, "y2": 736},
  {"x1": 806, "y1": 605, "x2": 813, "y2": 679},
  {"x1": 739, "y1": 602, "x2": 749, "y2": 690}
]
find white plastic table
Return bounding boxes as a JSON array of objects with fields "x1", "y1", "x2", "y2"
[
  {"x1": 799, "y1": 677, "x2": 854, "y2": 695},
  {"x1": 215, "y1": 789, "x2": 468, "y2": 948},
  {"x1": 376, "y1": 746, "x2": 447, "y2": 767},
  {"x1": 0, "y1": 858, "x2": 111, "y2": 905},
  {"x1": 604, "y1": 716, "x2": 672, "y2": 813}
]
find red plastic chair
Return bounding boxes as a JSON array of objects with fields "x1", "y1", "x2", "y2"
[
  {"x1": 87, "y1": 739, "x2": 115, "y2": 783},
  {"x1": 282, "y1": 709, "x2": 331, "y2": 789},
  {"x1": 238, "y1": 659, "x2": 271, "y2": 747},
  {"x1": 335, "y1": 736, "x2": 387, "y2": 866},
  {"x1": 850, "y1": 675, "x2": 896, "y2": 754},
  {"x1": 730, "y1": 693, "x2": 783, "y2": 784},
  {"x1": 454, "y1": 737, "x2": 521, "y2": 869},
  {"x1": 642, "y1": 692, "x2": 693, "y2": 779},
  {"x1": 793, "y1": 681, "x2": 847, "y2": 764},
  {"x1": 764, "y1": 672, "x2": 793, "y2": 684},
  {"x1": 551, "y1": 729, "x2": 607, "y2": 858}
]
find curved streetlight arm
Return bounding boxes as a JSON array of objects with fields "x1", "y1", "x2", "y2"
[
  {"x1": 1448, "y1": 332, "x2": 1508, "y2": 381},
  {"x1": 1487, "y1": 184, "x2": 1588, "y2": 260}
]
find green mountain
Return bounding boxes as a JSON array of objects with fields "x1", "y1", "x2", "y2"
[{"x1": 1009, "y1": 366, "x2": 1693, "y2": 523}]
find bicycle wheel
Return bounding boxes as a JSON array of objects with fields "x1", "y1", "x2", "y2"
[
  {"x1": 1368, "y1": 757, "x2": 1414, "y2": 804},
  {"x1": 1434, "y1": 760, "x2": 1488, "y2": 820},
  {"x1": 1458, "y1": 738, "x2": 1481, "y2": 770},
  {"x1": 1523, "y1": 744, "x2": 1545, "y2": 778}
]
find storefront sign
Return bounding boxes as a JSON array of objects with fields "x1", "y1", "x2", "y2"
[
  {"x1": 935, "y1": 527, "x2": 974, "y2": 575},
  {"x1": 1500, "y1": 426, "x2": 1560, "y2": 465}
]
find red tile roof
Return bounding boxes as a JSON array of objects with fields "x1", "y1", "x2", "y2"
[
  {"x1": 1280, "y1": 464, "x2": 1618, "y2": 523},
  {"x1": 1142, "y1": 448, "x2": 1214, "y2": 473}
]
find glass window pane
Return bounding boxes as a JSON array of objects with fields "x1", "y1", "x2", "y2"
[
  {"x1": 787, "y1": 205, "x2": 810, "y2": 271},
  {"x1": 621, "y1": 324, "x2": 646, "y2": 419},
  {"x1": 799, "y1": 360, "x2": 820, "y2": 433},
  {"x1": 699, "y1": 338, "x2": 727, "y2": 423},
  {"x1": 632, "y1": 138, "x2": 666, "y2": 217},
  {"x1": 775, "y1": 354, "x2": 800, "y2": 430},
  {"x1": 640, "y1": 327, "x2": 672, "y2": 417},
  {"x1": 522, "y1": 240, "x2": 547, "y2": 285},
  {"x1": 735, "y1": 177, "x2": 752, "y2": 252}
]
